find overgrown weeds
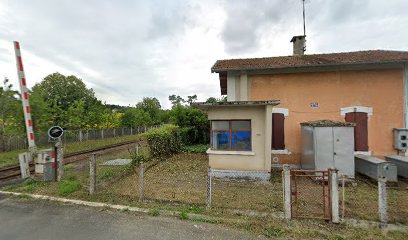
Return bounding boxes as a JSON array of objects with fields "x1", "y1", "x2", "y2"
[{"x1": 58, "y1": 179, "x2": 81, "y2": 196}]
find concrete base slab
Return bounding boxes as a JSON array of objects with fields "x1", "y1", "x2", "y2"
[
  {"x1": 210, "y1": 169, "x2": 270, "y2": 181},
  {"x1": 100, "y1": 159, "x2": 132, "y2": 166}
]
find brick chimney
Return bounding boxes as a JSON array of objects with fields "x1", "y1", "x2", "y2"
[{"x1": 290, "y1": 35, "x2": 306, "y2": 56}]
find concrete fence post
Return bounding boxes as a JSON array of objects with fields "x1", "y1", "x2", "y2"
[
  {"x1": 101, "y1": 129, "x2": 104, "y2": 139},
  {"x1": 139, "y1": 161, "x2": 144, "y2": 202},
  {"x1": 330, "y1": 169, "x2": 340, "y2": 223},
  {"x1": 113, "y1": 128, "x2": 116, "y2": 137},
  {"x1": 206, "y1": 167, "x2": 212, "y2": 210},
  {"x1": 18, "y1": 152, "x2": 31, "y2": 179},
  {"x1": 89, "y1": 154, "x2": 96, "y2": 195},
  {"x1": 378, "y1": 177, "x2": 388, "y2": 229},
  {"x1": 130, "y1": 127, "x2": 133, "y2": 135},
  {"x1": 122, "y1": 128, "x2": 124, "y2": 136},
  {"x1": 79, "y1": 130, "x2": 83, "y2": 142},
  {"x1": 144, "y1": 126, "x2": 147, "y2": 133},
  {"x1": 282, "y1": 164, "x2": 291, "y2": 220}
]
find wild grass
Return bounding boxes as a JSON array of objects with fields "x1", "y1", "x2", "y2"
[
  {"x1": 57, "y1": 179, "x2": 81, "y2": 196},
  {"x1": 0, "y1": 134, "x2": 141, "y2": 167}
]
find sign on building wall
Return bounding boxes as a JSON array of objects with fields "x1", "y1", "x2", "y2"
[{"x1": 310, "y1": 102, "x2": 319, "y2": 108}]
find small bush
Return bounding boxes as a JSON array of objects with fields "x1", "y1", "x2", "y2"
[
  {"x1": 180, "y1": 144, "x2": 209, "y2": 153},
  {"x1": 129, "y1": 145, "x2": 151, "y2": 167},
  {"x1": 263, "y1": 226, "x2": 286, "y2": 238},
  {"x1": 179, "y1": 211, "x2": 189, "y2": 220},
  {"x1": 58, "y1": 179, "x2": 81, "y2": 196},
  {"x1": 15, "y1": 194, "x2": 31, "y2": 199},
  {"x1": 145, "y1": 124, "x2": 181, "y2": 159},
  {"x1": 20, "y1": 179, "x2": 48, "y2": 193},
  {"x1": 99, "y1": 168, "x2": 116, "y2": 180},
  {"x1": 148, "y1": 209, "x2": 160, "y2": 216}
]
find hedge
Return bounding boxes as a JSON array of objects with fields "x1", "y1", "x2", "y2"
[{"x1": 145, "y1": 124, "x2": 181, "y2": 159}]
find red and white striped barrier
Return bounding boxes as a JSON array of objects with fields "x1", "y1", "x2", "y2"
[{"x1": 14, "y1": 41, "x2": 36, "y2": 150}]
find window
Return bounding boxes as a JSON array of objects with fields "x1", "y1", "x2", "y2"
[{"x1": 211, "y1": 120, "x2": 251, "y2": 151}]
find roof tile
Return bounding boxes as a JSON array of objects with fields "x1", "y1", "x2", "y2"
[{"x1": 212, "y1": 50, "x2": 408, "y2": 72}]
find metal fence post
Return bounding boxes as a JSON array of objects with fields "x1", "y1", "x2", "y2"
[
  {"x1": 139, "y1": 161, "x2": 144, "y2": 202},
  {"x1": 378, "y1": 177, "x2": 388, "y2": 229},
  {"x1": 58, "y1": 146, "x2": 64, "y2": 182},
  {"x1": 206, "y1": 167, "x2": 212, "y2": 210},
  {"x1": 341, "y1": 174, "x2": 346, "y2": 220},
  {"x1": 89, "y1": 154, "x2": 96, "y2": 195},
  {"x1": 330, "y1": 169, "x2": 340, "y2": 223},
  {"x1": 282, "y1": 164, "x2": 292, "y2": 220}
]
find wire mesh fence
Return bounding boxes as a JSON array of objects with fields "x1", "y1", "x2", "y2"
[
  {"x1": 387, "y1": 180, "x2": 408, "y2": 224},
  {"x1": 0, "y1": 126, "x2": 159, "y2": 153},
  {"x1": 340, "y1": 176, "x2": 379, "y2": 221},
  {"x1": 339, "y1": 175, "x2": 408, "y2": 224},
  {"x1": 22, "y1": 145, "x2": 406, "y2": 226},
  {"x1": 339, "y1": 176, "x2": 379, "y2": 222},
  {"x1": 81, "y1": 149, "x2": 284, "y2": 213},
  {"x1": 211, "y1": 177, "x2": 282, "y2": 213},
  {"x1": 290, "y1": 170, "x2": 331, "y2": 220}
]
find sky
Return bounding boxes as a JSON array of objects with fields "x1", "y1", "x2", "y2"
[{"x1": 1, "y1": 0, "x2": 408, "y2": 109}]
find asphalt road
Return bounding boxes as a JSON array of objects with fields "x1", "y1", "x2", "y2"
[{"x1": 0, "y1": 194, "x2": 261, "y2": 240}]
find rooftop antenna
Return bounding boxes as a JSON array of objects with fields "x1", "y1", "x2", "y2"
[{"x1": 302, "y1": 0, "x2": 306, "y2": 36}]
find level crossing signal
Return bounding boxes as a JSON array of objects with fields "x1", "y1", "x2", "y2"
[{"x1": 48, "y1": 126, "x2": 64, "y2": 142}]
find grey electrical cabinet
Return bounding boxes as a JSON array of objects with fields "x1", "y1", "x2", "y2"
[
  {"x1": 301, "y1": 120, "x2": 355, "y2": 178},
  {"x1": 385, "y1": 155, "x2": 408, "y2": 178},
  {"x1": 393, "y1": 128, "x2": 408, "y2": 152}
]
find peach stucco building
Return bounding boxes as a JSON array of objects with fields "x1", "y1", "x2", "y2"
[{"x1": 197, "y1": 38, "x2": 408, "y2": 180}]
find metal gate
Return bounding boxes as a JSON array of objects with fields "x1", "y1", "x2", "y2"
[{"x1": 290, "y1": 169, "x2": 332, "y2": 220}]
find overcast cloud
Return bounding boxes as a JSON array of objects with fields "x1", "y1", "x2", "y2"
[{"x1": 1, "y1": 0, "x2": 408, "y2": 108}]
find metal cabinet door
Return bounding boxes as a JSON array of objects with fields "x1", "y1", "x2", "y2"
[
  {"x1": 333, "y1": 127, "x2": 355, "y2": 177},
  {"x1": 315, "y1": 127, "x2": 335, "y2": 171}
]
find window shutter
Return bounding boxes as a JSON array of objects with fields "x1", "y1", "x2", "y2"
[{"x1": 272, "y1": 113, "x2": 285, "y2": 150}]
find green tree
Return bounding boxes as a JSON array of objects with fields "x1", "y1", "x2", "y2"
[
  {"x1": 121, "y1": 107, "x2": 152, "y2": 127},
  {"x1": 100, "y1": 108, "x2": 122, "y2": 128},
  {"x1": 168, "y1": 94, "x2": 185, "y2": 106},
  {"x1": 168, "y1": 94, "x2": 209, "y2": 145},
  {"x1": 186, "y1": 94, "x2": 197, "y2": 105},
  {"x1": 205, "y1": 96, "x2": 226, "y2": 103},
  {"x1": 135, "y1": 97, "x2": 162, "y2": 124},
  {"x1": 205, "y1": 97, "x2": 218, "y2": 103},
  {"x1": 31, "y1": 72, "x2": 105, "y2": 129},
  {"x1": 0, "y1": 78, "x2": 23, "y2": 151}
]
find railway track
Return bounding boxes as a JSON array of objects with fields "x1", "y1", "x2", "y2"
[{"x1": 0, "y1": 140, "x2": 142, "y2": 182}]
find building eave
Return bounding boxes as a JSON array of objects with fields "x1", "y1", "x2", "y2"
[{"x1": 193, "y1": 100, "x2": 280, "y2": 111}]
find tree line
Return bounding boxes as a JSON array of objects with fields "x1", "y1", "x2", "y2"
[{"x1": 0, "y1": 72, "x2": 225, "y2": 148}]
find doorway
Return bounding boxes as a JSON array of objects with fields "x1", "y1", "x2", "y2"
[{"x1": 345, "y1": 112, "x2": 368, "y2": 151}]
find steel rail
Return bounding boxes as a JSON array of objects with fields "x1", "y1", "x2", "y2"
[{"x1": 0, "y1": 140, "x2": 141, "y2": 182}]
